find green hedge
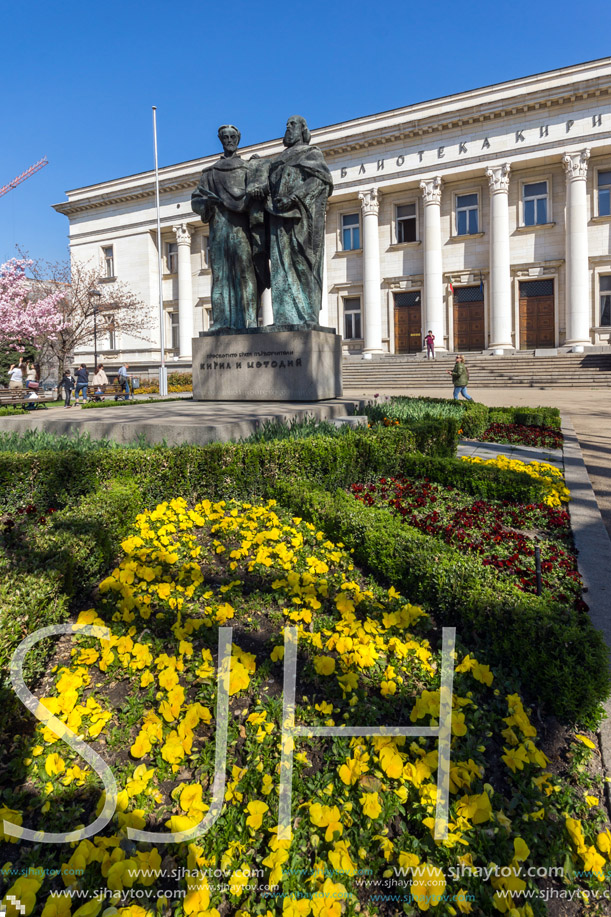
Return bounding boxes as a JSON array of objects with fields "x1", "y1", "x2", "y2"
[
  {"x1": 487, "y1": 406, "x2": 562, "y2": 429},
  {"x1": 0, "y1": 426, "x2": 446, "y2": 514},
  {"x1": 380, "y1": 453, "x2": 549, "y2": 502},
  {"x1": 0, "y1": 480, "x2": 141, "y2": 691},
  {"x1": 267, "y1": 479, "x2": 609, "y2": 723}
]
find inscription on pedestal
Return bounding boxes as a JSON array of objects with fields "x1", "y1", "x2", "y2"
[{"x1": 192, "y1": 330, "x2": 342, "y2": 402}]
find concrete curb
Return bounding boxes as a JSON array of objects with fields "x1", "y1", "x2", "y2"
[{"x1": 561, "y1": 414, "x2": 611, "y2": 812}]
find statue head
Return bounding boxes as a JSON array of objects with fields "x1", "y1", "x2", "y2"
[
  {"x1": 218, "y1": 124, "x2": 241, "y2": 155},
  {"x1": 283, "y1": 115, "x2": 311, "y2": 147}
]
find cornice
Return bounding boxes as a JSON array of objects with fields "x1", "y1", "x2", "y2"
[{"x1": 53, "y1": 59, "x2": 611, "y2": 218}]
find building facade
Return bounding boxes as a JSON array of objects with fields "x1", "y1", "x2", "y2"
[{"x1": 53, "y1": 58, "x2": 611, "y2": 370}]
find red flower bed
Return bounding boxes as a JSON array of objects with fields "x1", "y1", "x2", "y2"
[
  {"x1": 479, "y1": 422, "x2": 563, "y2": 449},
  {"x1": 350, "y1": 476, "x2": 582, "y2": 602}
]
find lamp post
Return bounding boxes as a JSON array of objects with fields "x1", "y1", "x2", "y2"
[{"x1": 89, "y1": 289, "x2": 102, "y2": 373}]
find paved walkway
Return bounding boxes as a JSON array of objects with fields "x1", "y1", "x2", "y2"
[
  {"x1": 345, "y1": 386, "x2": 611, "y2": 542},
  {"x1": 0, "y1": 398, "x2": 360, "y2": 446},
  {"x1": 457, "y1": 438, "x2": 563, "y2": 470}
]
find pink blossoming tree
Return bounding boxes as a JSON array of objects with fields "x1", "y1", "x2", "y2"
[{"x1": 0, "y1": 259, "x2": 65, "y2": 348}]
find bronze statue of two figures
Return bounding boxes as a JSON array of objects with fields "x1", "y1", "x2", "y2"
[{"x1": 192, "y1": 116, "x2": 333, "y2": 332}]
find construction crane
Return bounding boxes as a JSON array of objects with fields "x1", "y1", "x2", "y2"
[{"x1": 0, "y1": 157, "x2": 48, "y2": 200}]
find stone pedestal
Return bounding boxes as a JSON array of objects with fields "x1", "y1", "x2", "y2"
[{"x1": 192, "y1": 327, "x2": 342, "y2": 401}]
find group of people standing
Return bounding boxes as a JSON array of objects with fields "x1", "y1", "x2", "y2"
[
  {"x1": 8, "y1": 359, "x2": 40, "y2": 393},
  {"x1": 59, "y1": 363, "x2": 131, "y2": 407}
]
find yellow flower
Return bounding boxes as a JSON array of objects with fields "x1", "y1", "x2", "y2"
[
  {"x1": 229, "y1": 660, "x2": 250, "y2": 695},
  {"x1": 45, "y1": 753, "x2": 66, "y2": 777},
  {"x1": 410, "y1": 862, "x2": 446, "y2": 911},
  {"x1": 328, "y1": 840, "x2": 357, "y2": 876},
  {"x1": 0, "y1": 806, "x2": 22, "y2": 843},
  {"x1": 574, "y1": 734, "x2": 596, "y2": 749},
  {"x1": 360, "y1": 791, "x2": 382, "y2": 819},
  {"x1": 245, "y1": 801, "x2": 269, "y2": 831},
  {"x1": 309, "y1": 803, "x2": 343, "y2": 841},
  {"x1": 455, "y1": 792, "x2": 492, "y2": 825},
  {"x1": 313, "y1": 656, "x2": 336, "y2": 676},
  {"x1": 41, "y1": 893, "x2": 72, "y2": 917}
]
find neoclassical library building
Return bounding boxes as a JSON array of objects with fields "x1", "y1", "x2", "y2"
[{"x1": 54, "y1": 57, "x2": 611, "y2": 368}]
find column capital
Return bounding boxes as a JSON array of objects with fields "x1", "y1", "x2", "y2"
[
  {"x1": 172, "y1": 223, "x2": 194, "y2": 246},
  {"x1": 420, "y1": 176, "x2": 442, "y2": 205},
  {"x1": 563, "y1": 148, "x2": 590, "y2": 181},
  {"x1": 358, "y1": 188, "x2": 380, "y2": 217},
  {"x1": 486, "y1": 163, "x2": 511, "y2": 193}
]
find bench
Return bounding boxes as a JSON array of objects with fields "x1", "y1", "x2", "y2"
[
  {"x1": 86, "y1": 383, "x2": 129, "y2": 401},
  {"x1": 0, "y1": 389, "x2": 55, "y2": 411}
]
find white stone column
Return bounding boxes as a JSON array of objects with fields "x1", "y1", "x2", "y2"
[
  {"x1": 358, "y1": 188, "x2": 383, "y2": 354},
  {"x1": 563, "y1": 149, "x2": 591, "y2": 347},
  {"x1": 486, "y1": 163, "x2": 513, "y2": 351},
  {"x1": 173, "y1": 223, "x2": 194, "y2": 359},
  {"x1": 319, "y1": 239, "x2": 329, "y2": 327},
  {"x1": 420, "y1": 177, "x2": 446, "y2": 351},
  {"x1": 260, "y1": 284, "x2": 273, "y2": 326}
]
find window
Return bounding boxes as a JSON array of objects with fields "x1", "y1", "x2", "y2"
[
  {"x1": 171, "y1": 312, "x2": 180, "y2": 349},
  {"x1": 600, "y1": 276, "x2": 611, "y2": 326},
  {"x1": 102, "y1": 246, "x2": 114, "y2": 278},
  {"x1": 167, "y1": 242, "x2": 178, "y2": 274},
  {"x1": 456, "y1": 193, "x2": 479, "y2": 235},
  {"x1": 396, "y1": 203, "x2": 417, "y2": 243},
  {"x1": 523, "y1": 181, "x2": 548, "y2": 226},
  {"x1": 598, "y1": 171, "x2": 611, "y2": 217},
  {"x1": 106, "y1": 314, "x2": 116, "y2": 351},
  {"x1": 201, "y1": 234, "x2": 210, "y2": 267},
  {"x1": 343, "y1": 297, "x2": 362, "y2": 339},
  {"x1": 341, "y1": 213, "x2": 360, "y2": 251}
]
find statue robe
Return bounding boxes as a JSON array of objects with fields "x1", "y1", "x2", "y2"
[
  {"x1": 266, "y1": 144, "x2": 333, "y2": 325},
  {"x1": 192, "y1": 155, "x2": 267, "y2": 330}
]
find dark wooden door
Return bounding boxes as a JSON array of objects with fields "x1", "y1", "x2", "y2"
[
  {"x1": 394, "y1": 292, "x2": 422, "y2": 353},
  {"x1": 519, "y1": 280, "x2": 555, "y2": 349},
  {"x1": 453, "y1": 286, "x2": 485, "y2": 351}
]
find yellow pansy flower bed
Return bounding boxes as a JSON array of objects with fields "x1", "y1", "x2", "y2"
[
  {"x1": 460, "y1": 455, "x2": 570, "y2": 507},
  {"x1": 1, "y1": 497, "x2": 608, "y2": 917}
]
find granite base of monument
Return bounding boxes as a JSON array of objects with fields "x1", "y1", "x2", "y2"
[{"x1": 192, "y1": 328, "x2": 342, "y2": 401}]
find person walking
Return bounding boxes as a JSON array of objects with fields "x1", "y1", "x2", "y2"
[
  {"x1": 60, "y1": 370, "x2": 75, "y2": 407},
  {"x1": 75, "y1": 364, "x2": 89, "y2": 403},
  {"x1": 92, "y1": 363, "x2": 109, "y2": 401},
  {"x1": 115, "y1": 362, "x2": 131, "y2": 401},
  {"x1": 8, "y1": 362, "x2": 25, "y2": 390},
  {"x1": 424, "y1": 330, "x2": 435, "y2": 360},
  {"x1": 448, "y1": 354, "x2": 473, "y2": 401}
]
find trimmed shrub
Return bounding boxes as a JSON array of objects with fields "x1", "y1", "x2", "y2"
[
  {"x1": 460, "y1": 401, "x2": 489, "y2": 438},
  {"x1": 0, "y1": 480, "x2": 142, "y2": 672},
  {"x1": 267, "y1": 479, "x2": 609, "y2": 722},
  {"x1": 0, "y1": 426, "x2": 434, "y2": 513}
]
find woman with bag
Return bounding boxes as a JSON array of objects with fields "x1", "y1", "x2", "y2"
[{"x1": 447, "y1": 355, "x2": 474, "y2": 401}]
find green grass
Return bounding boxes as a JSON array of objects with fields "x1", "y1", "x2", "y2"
[
  {"x1": 0, "y1": 429, "x2": 154, "y2": 453},
  {"x1": 363, "y1": 395, "x2": 465, "y2": 424},
  {"x1": 242, "y1": 415, "x2": 351, "y2": 442}
]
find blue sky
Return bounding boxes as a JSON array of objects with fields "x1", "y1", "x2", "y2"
[{"x1": 1, "y1": 0, "x2": 610, "y2": 267}]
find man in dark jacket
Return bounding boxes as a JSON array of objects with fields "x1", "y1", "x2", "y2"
[{"x1": 75, "y1": 364, "x2": 89, "y2": 403}]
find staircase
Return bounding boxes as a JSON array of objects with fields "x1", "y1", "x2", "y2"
[{"x1": 342, "y1": 352, "x2": 611, "y2": 390}]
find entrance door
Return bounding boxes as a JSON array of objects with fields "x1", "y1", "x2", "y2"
[
  {"x1": 453, "y1": 286, "x2": 485, "y2": 351},
  {"x1": 394, "y1": 291, "x2": 422, "y2": 353},
  {"x1": 519, "y1": 280, "x2": 555, "y2": 349}
]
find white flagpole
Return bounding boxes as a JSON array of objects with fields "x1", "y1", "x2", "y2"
[{"x1": 153, "y1": 106, "x2": 168, "y2": 397}]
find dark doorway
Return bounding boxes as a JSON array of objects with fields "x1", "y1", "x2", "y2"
[
  {"x1": 453, "y1": 285, "x2": 485, "y2": 352},
  {"x1": 519, "y1": 279, "x2": 555, "y2": 349},
  {"x1": 394, "y1": 291, "x2": 422, "y2": 353}
]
